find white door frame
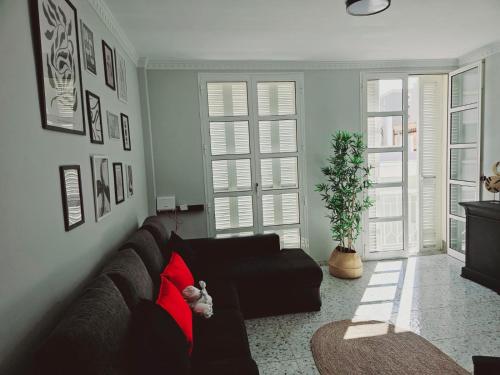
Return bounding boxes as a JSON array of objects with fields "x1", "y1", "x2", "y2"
[
  {"x1": 361, "y1": 72, "x2": 409, "y2": 260},
  {"x1": 446, "y1": 61, "x2": 484, "y2": 262}
]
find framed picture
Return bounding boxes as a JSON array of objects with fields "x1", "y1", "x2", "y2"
[
  {"x1": 107, "y1": 111, "x2": 120, "y2": 140},
  {"x1": 102, "y1": 40, "x2": 115, "y2": 90},
  {"x1": 80, "y1": 20, "x2": 96, "y2": 75},
  {"x1": 121, "y1": 113, "x2": 131, "y2": 150},
  {"x1": 126, "y1": 164, "x2": 133, "y2": 197},
  {"x1": 115, "y1": 49, "x2": 128, "y2": 103},
  {"x1": 91, "y1": 155, "x2": 111, "y2": 221},
  {"x1": 59, "y1": 165, "x2": 85, "y2": 231},
  {"x1": 29, "y1": 0, "x2": 85, "y2": 135},
  {"x1": 113, "y1": 162, "x2": 125, "y2": 204},
  {"x1": 85, "y1": 91, "x2": 103, "y2": 144}
]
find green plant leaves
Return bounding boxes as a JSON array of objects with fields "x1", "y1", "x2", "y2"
[{"x1": 316, "y1": 130, "x2": 373, "y2": 251}]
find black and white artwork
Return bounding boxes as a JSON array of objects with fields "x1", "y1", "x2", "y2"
[
  {"x1": 59, "y1": 165, "x2": 84, "y2": 231},
  {"x1": 80, "y1": 20, "x2": 96, "y2": 75},
  {"x1": 30, "y1": 0, "x2": 85, "y2": 135},
  {"x1": 115, "y1": 49, "x2": 127, "y2": 103},
  {"x1": 121, "y1": 113, "x2": 131, "y2": 151},
  {"x1": 113, "y1": 163, "x2": 125, "y2": 204},
  {"x1": 107, "y1": 111, "x2": 120, "y2": 139},
  {"x1": 91, "y1": 155, "x2": 111, "y2": 221},
  {"x1": 102, "y1": 40, "x2": 115, "y2": 90},
  {"x1": 126, "y1": 164, "x2": 133, "y2": 197},
  {"x1": 85, "y1": 90, "x2": 103, "y2": 144}
]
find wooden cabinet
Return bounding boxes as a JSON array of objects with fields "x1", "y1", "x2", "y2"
[{"x1": 460, "y1": 201, "x2": 500, "y2": 293}]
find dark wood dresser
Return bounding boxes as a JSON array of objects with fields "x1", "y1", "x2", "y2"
[{"x1": 460, "y1": 201, "x2": 500, "y2": 293}]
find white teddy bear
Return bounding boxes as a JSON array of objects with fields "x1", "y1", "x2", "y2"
[{"x1": 182, "y1": 281, "x2": 213, "y2": 319}]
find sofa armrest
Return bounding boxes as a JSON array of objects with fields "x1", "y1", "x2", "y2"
[{"x1": 186, "y1": 233, "x2": 280, "y2": 261}]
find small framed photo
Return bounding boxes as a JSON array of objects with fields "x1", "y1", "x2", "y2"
[
  {"x1": 80, "y1": 20, "x2": 97, "y2": 75},
  {"x1": 113, "y1": 162, "x2": 125, "y2": 204},
  {"x1": 30, "y1": 0, "x2": 85, "y2": 135},
  {"x1": 107, "y1": 111, "x2": 120, "y2": 140},
  {"x1": 85, "y1": 90, "x2": 103, "y2": 144},
  {"x1": 91, "y1": 155, "x2": 111, "y2": 221},
  {"x1": 126, "y1": 164, "x2": 133, "y2": 197},
  {"x1": 115, "y1": 49, "x2": 128, "y2": 103},
  {"x1": 121, "y1": 113, "x2": 131, "y2": 151},
  {"x1": 59, "y1": 165, "x2": 85, "y2": 231},
  {"x1": 102, "y1": 40, "x2": 115, "y2": 90}
]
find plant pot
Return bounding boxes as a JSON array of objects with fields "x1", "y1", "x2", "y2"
[{"x1": 328, "y1": 246, "x2": 363, "y2": 279}]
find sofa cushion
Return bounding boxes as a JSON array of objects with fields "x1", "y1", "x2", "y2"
[
  {"x1": 191, "y1": 357, "x2": 259, "y2": 375},
  {"x1": 166, "y1": 231, "x2": 198, "y2": 269},
  {"x1": 192, "y1": 309, "x2": 250, "y2": 362},
  {"x1": 131, "y1": 300, "x2": 190, "y2": 375},
  {"x1": 204, "y1": 248, "x2": 322, "y2": 287},
  {"x1": 156, "y1": 275, "x2": 193, "y2": 352},
  {"x1": 206, "y1": 280, "x2": 240, "y2": 310},
  {"x1": 36, "y1": 275, "x2": 132, "y2": 375},
  {"x1": 101, "y1": 248, "x2": 154, "y2": 308},
  {"x1": 141, "y1": 216, "x2": 170, "y2": 249},
  {"x1": 120, "y1": 229, "x2": 166, "y2": 289},
  {"x1": 161, "y1": 251, "x2": 194, "y2": 293}
]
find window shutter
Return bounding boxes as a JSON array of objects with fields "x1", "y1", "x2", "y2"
[{"x1": 420, "y1": 76, "x2": 445, "y2": 250}]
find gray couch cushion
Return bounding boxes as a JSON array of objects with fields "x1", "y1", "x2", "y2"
[
  {"x1": 37, "y1": 275, "x2": 132, "y2": 375},
  {"x1": 120, "y1": 229, "x2": 165, "y2": 289},
  {"x1": 101, "y1": 248, "x2": 154, "y2": 308},
  {"x1": 142, "y1": 216, "x2": 170, "y2": 250}
]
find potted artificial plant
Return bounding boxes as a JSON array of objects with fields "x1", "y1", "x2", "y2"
[{"x1": 316, "y1": 131, "x2": 373, "y2": 279}]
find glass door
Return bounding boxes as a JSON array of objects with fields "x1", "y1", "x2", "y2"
[
  {"x1": 447, "y1": 62, "x2": 483, "y2": 261},
  {"x1": 363, "y1": 73, "x2": 408, "y2": 260}
]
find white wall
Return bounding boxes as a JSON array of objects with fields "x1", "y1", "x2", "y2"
[
  {"x1": 482, "y1": 52, "x2": 500, "y2": 198},
  {"x1": 0, "y1": 1, "x2": 149, "y2": 373}
]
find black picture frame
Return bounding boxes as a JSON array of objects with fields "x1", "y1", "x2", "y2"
[
  {"x1": 59, "y1": 165, "x2": 85, "y2": 231},
  {"x1": 102, "y1": 40, "x2": 116, "y2": 90},
  {"x1": 85, "y1": 90, "x2": 104, "y2": 144},
  {"x1": 29, "y1": 0, "x2": 86, "y2": 135},
  {"x1": 80, "y1": 20, "x2": 97, "y2": 75},
  {"x1": 113, "y1": 162, "x2": 125, "y2": 204},
  {"x1": 91, "y1": 155, "x2": 111, "y2": 221},
  {"x1": 121, "y1": 113, "x2": 131, "y2": 151}
]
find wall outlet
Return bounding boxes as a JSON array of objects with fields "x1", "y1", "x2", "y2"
[
  {"x1": 179, "y1": 204, "x2": 188, "y2": 211},
  {"x1": 157, "y1": 196, "x2": 176, "y2": 211}
]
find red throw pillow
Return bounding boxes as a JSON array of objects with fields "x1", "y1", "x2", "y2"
[
  {"x1": 162, "y1": 252, "x2": 194, "y2": 293},
  {"x1": 156, "y1": 275, "x2": 193, "y2": 354}
]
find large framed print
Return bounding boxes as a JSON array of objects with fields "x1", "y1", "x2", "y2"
[
  {"x1": 59, "y1": 165, "x2": 85, "y2": 231},
  {"x1": 85, "y1": 90, "x2": 103, "y2": 144},
  {"x1": 91, "y1": 155, "x2": 111, "y2": 221},
  {"x1": 80, "y1": 20, "x2": 97, "y2": 75},
  {"x1": 115, "y1": 49, "x2": 128, "y2": 103},
  {"x1": 29, "y1": 0, "x2": 86, "y2": 135}
]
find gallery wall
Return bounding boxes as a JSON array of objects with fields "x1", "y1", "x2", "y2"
[{"x1": 0, "y1": 0, "x2": 149, "y2": 373}]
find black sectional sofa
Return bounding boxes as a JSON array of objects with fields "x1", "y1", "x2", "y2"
[{"x1": 36, "y1": 215, "x2": 323, "y2": 374}]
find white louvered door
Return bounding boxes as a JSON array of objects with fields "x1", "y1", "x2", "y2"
[
  {"x1": 418, "y1": 75, "x2": 446, "y2": 252},
  {"x1": 199, "y1": 73, "x2": 307, "y2": 250}
]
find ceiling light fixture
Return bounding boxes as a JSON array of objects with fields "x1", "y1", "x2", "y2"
[{"x1": 346, "y1": 0, "x2": 391, "y2": 16}]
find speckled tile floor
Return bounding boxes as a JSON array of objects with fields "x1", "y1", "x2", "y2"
[{"x1": 244, "y1": 254, "x2": 500, "y2": 375}]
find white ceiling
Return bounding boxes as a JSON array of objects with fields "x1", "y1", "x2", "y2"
[{"x1": 103, "y1": 0, "x2": 500, "y2": 61}]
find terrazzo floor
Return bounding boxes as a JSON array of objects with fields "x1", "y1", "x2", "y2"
[{"x1": 244, "y1": 254, "x2": 500, "y2": 374}]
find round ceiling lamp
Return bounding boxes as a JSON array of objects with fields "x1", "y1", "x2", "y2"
[{"x1": 346, "y1": 0, "x2": 391, "y2": 16}]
